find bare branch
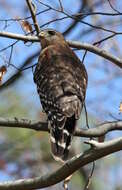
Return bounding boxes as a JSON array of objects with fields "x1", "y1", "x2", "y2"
[
  {"x1": 84, "y1": 138, "x2": 122, "y2": 149},
  {"x1": 79, "y1": 18, "x2": 122, "y2": 38},
  {"x1": 0, "y1": 8, "x2": 51, "y2": 22},
  {"x1": 93, "y1": 33, "x2": 116, "y2": 45},
  {"x1": 0, "y1": 31, "x2": 38, "y2": 42},
  {"x1": 75, "y1": 121, "x2": 122, "y2": 137},
  {"x1": 0, "y1": 117, "x2": 122, "y2": 138},
  {"x1": 83, "y1": 161, "x2": 95, "y2": 190},
  {"x1": 58, "y1": 0, "x2": 64, "y2": 11},
  {"x1": 0, "y1": 116, "x2": 48, "y2": 131},
  {"x1": 76, "y1": 11, "x2": 122, "y2": 17},
  {"x1": 36, "y1": 0, "x2": 121, "y2": 34},
  {"x1": 0, "y1": 137, "x2": 121, "y2": 190},
  {"x1": 0, "y1": 41, "x2": 18, "y2": 53},
  {"x1": 107, "y1": 0, "x2": 120, "y2": 13},
  {"x1": 68, "y1": 40, "x2": 122, "y2": 68},
  {"x1": 0, "y1": 31, "x2": 122, "y2": 68},
  {"x1": 26, "y1": 0, "x2": 40, "y2": 35}
]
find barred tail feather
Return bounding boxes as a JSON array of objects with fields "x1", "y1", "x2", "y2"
[{"x1": 50, "y1": 114, "x2": 76, "y2": 161}]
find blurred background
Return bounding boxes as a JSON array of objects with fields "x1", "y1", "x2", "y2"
[{"x1": 0, "y1": 0, "x2": 122, "y2": 189}]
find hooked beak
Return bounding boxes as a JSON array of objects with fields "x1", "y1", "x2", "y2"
[{"x1": 39, "y1": 31, "x2": 45, "y2": 38}]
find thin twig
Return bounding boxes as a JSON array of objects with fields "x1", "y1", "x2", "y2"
[
  {"x1": 36, "y1": 0, "x2": 121, "y2": 34},
  {"x1": 93, "y1": 33, "x2": 116, "y2": 45},
  {"x1": 26, "y1": 0, "x2": 40, "y2": 35},
  {"x1": 0, "y1": 8, "x2": 51, "y2": 22},
  {"x1": 84, "y1": 103, "x2": 89, "y2": 129},
  {"x1": 58, "y1": 0, "x2": 64, "y2": 11},
  {"x1": 107, "y1": 0, "x2": 120, "y2": 13},
  {"x1": 63, "y1": 175, "x2": 72, "y2": 190},
  {"x1": 0, "y1": 41, "x2": 18, "y2": 53},
  {"x1": 9, "y1": 62, "x2": 37, "y2": 71},
  {"x1": 81, "y1": 51, "x2": 89, "y2": 131},
  {"x1": 8, "y1": 45, "x2": 13, "y2": 66},
  {"x1": 82, "y1": 50, "x2": 87, "y2": 64},
  {"x1": 83, "y1": 162, "x2": 95, "y2": 190},
  {"x1": 83, "y1": 102, "x2": 95, "y2": 190}
]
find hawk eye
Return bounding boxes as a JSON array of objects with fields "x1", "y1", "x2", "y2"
[{"x1": 48, "y1": 30, "x2": 55, "y2": 35}]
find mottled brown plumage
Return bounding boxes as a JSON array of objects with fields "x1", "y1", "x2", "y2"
[{"x1": 34, "y1": 29, "x2": 88, "y2": 161}]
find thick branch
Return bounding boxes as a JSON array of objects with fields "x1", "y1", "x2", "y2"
[
  {"x1": 0, "y1": 116, "x2": 48, "y2": 132},
  {"x1": 68, "y1": 40, "x2": 122, "y2": 68},
  {"x1": 0, "y1": 31, "x2": 38, "y2": 42},
  {"x1": 0, "y1": 31, "x2": 122, "y2": 68},
  {"x1": 75, "y1": 121, "x2": 122, "y2": 137},
  {"x1": 0, "y1": 117, "x2": 122, "y2": 138},
  {"x1": 0, "y1": 137, "x2": 122, "y2": 190},
  {"x1": 26, "y1": 0, "x2": 40, "y2": 34}
]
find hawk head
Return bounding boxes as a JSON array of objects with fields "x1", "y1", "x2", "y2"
[{"x1": 38, "y1": 29, "x2": 67, "y2": 49}]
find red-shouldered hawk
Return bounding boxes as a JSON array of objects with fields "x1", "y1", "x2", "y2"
[{"x1": 34, "y1": 29, "x2": 88, "y2": 161}]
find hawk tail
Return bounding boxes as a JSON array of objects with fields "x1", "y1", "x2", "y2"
[{"x1": 50, "y1": 114, "x2": 76, "y2": 161}]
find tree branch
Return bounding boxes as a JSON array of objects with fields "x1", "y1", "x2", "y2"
[
  {"x1": 26, "y1": 0, "x2": 40, "y2": 35},
  {"x1": 0, "y1": 117, "x2": 122, "y2": 138},
  {"x1": 0, "y1": 31, "x2": 39, "y2": 42},
  {"x1": 0, "y1": 137, "x2": 122, "y2": 190},
  {"x1": 0, "y1": 31, "x2": 122, "y2": 68},
  {"x1": 75, "y1": 120, "x2": 122, "y2": 137},
  {"x1": 68, "y1": 40, "x2": 122, "y2": 68}
]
